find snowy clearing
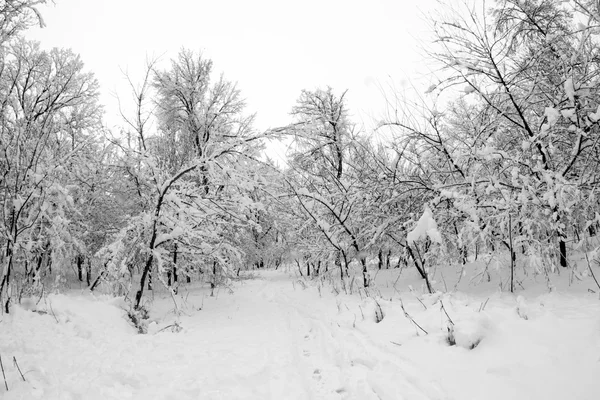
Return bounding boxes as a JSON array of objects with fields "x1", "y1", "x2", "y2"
[{"x1": 2, "y1": 269, "x2": 600, "y2": 400}]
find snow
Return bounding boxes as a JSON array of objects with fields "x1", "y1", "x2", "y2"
[
  {"x1": 407, "y1": 207, "x2": 443, "y2": 244},
  {"x1": 589, "y1": 104, "x2": 600, "y2": 122},
  {"x1": 564, "y1": 78, "x2": 576, "y2": 104},
  {"x1": 545, "y1": 106, "x2": 561, "y2": 126},
  {"x1": 1, "y1": 270, "x2": 600, "y2": 400}
]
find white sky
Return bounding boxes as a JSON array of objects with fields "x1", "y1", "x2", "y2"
[{"x1": 26, "y1": 0, "x2": 436, "y2": 160}]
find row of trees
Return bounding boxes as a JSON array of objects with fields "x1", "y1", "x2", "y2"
[
  {"x1": 268, "y1": 0, "x2": 600, "y2": 291},
  {"x1": 2, "y1": 0, "x2": 600, "y2": 314}
]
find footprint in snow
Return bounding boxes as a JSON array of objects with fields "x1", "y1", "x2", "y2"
[{"x1": 313, "y1": 368, "x2": 322, "y2": 381}]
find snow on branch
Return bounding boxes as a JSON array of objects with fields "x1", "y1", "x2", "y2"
[{"x1": 407, "y1": 207, "x2": 443, "y2": 244}]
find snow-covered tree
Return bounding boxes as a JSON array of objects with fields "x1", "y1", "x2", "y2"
[
  {"x1": 0, "y1": 39, "x2": 100, "y2": 311},
  {"x1": 98, "y1": 50, "x2": 268, "y2": 310},
  {"x1": 380, "y1": 0, "x2": 600, "y2": 282}
]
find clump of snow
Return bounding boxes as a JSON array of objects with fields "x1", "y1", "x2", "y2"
[
  {"x1": 360, "y1": 297, "x2": 385, "y2": 323},
  {"x1": 407, "y1": 207, "x2": 442, "y2": 244},
  {"x1": 589, "y1": 104, "x2": 600, "y2": 121},
  {"x1": 447, "y1": 313, "x2": 493, "y2": 350},
  {"x1": 564, "y1": 78, "x2": 576, "y2": 103},
  {"x1": 545, "y1": 106, "x2": 561, "y2": 126}
]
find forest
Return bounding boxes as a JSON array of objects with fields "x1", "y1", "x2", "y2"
[
  {"x1": 2, "y1": 1, "x2": 600, "y2": 399},
  {"x1": 1, "y1": 0, "x2": 600, "y2": 316}
]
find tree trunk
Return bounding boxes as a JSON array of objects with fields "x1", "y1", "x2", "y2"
[
  {"x1": 377, "y1": 249, "x2": 383, "y2": 270},
  {"x1": 0, "y1": 258, "x2": 12, "y2": 314},
  {"x1": 47, "y1": 250, "x2": 52, "y2": 275},
  {"x1": 1, "y1": 240, "x2": 14, "y2": 313},
  {"x1": 296, "y1": 260, "x2": 304, "y2": 277},
  {"x1": 406, "y1": 245, "x2": 434, "y2": 294},
  {"x1": 559, "y1": 237, "x2": 568, "y2": 268},
  {"x1": 509, "y1": 214, "x2": 515, "y2": 293},
  {"x1": 210, "y1": 260, "x2": 217, "y2": 296},
  {"x1": 361, "y1": 258, "x2": 369, "y2": 288},
  {"x1": 135, "y1": 253, "x2": 154, "y2": 309},
  {"x1": 86, "y1": 258, "x2": 92, "y2": 286},
  {"x1": 173, "y1": 244, "x2": 178, "y2": 283},
  {"x1": 77, "y1": 255, "x2": 83, "y2": 282},
  {"x1": 90, "y1": 271, "x2": 105, "y2": 292}
]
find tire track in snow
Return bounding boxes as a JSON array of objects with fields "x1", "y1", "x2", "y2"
[{"x1": 269, "y1": 282, "x2": 451, "y2": 400}]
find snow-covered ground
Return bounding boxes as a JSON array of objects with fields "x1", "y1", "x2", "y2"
[{"x1": 2, "y1": 268, "x2": 600, "y2": 400}]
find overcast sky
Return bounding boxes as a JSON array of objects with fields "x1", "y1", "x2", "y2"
[{"x1": 25, "y1": 0, "x2": 436, "y2": 159}]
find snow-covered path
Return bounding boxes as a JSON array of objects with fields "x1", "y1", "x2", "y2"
[
  {"x1": 2, "y1": 270, "x2": 600, "y2": 399},
  {"x1": 1, "y1": 272, "x2": 446, "y2": 399}
]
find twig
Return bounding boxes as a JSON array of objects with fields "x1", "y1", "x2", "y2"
[
  {"x1": 414, "y1": 295, "x2": 427, "y2": 310},
  {"x1": 13, "y1": 357, "x2": 25, "y2": 382},
  {"x1": 156, "y1": 323, "x2": 177, "y2": 334},
  {"x1": 478, "y1": 298, "x2": 490, "y2": 312},
  {"x1": 47, "y1": 299, "x2": 59, "y2": 323},
  {"x1": 399, "y1": 297, "x2": 428, "y2": 335},
  {"x1": 0, "y1": 354, "x2": 8, "y2": 391},
  {"x1": 440, "y1": 271, "x2": 448, "y2": 292},
  {"x1": 35, "y1": 284, "x2": 45, "y2": 306},
  {"x1": 584, "y1": 252, "x2": 600, "y2": 296},
  {"x1": 440, "y1": 299, "x2": 454, "y2": 326},
  {"x1": 390, "y1": 341, "x2": 402, "y2": 347}
]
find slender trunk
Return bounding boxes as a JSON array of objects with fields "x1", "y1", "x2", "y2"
[
  {"x1": 306, "y1": 262, "x2": 310, "y2": 277},
  {"x1": 36, "y1": 254, "x2": 43, "y2": 273},
  {"x1": 173, "y1": 243, "x2": 178, "y2": 283},
  {"x1": 24, "y1": 260, "x2": 30, "y2": 283},
  {"x1": 86, "y1": 258, "x2": 92, "y2": 286},
  {"x1": 77, "y1": 255, "x2": 83, "y2": 282},
  {"x1": 47, "y1": 250, "x2": 52, "y2": 275},
  {"x1": 210, "y1": 260, "x2": 217, "y2": 296},
  {"x1": 341, "y1": 251, "x2": 350, "y2": 278},
  {"x1": 90, "y1": 271, "x2": 105, "y2": 292},
  {"x1": 589, "y1": 223, "x2": 596, "y2": 237},
  {"x1": 135, "y1": 253, "x2": 154, "y2": 309},
  {"x1": 1, "y1": 240, "x2": 14, "y2": 313},
  {"x1": 361, "y1": 258, "x2": 369, "y2": 288},
  {"x1": 406, "y1": 245, "x2": 434, "y2": 294},
  {"x1": 296, "y1": 260, "x2": 304, "y2": 277},
  {"x1": 554, "y1": 208, "x2": 568, "y2": 268},
  {"x1": 453, "y1": 221, "x2": 466, "y2": 264},
  {"x1": 378, "y1": 249, "x2": 383, "y2": 270},
  {"x1": 0, "y1": 258, "x2": 12, "y2": 313},
  {"x1": 559, "y1": 238, "x2": 567, "y2": 268},
  {"x1": 509, "y1": 214, "x2": 515, "y2": 293},
  {"x1": 336, "y1": 252, "x2": 343, "y2": 280}
]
